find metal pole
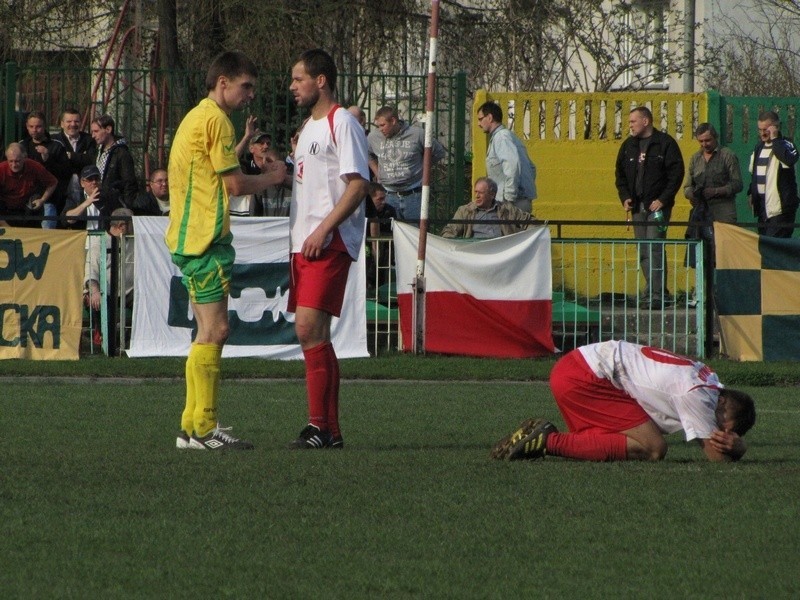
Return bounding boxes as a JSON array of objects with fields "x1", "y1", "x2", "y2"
[{"x1": 412, "y1": 0, "x2": 440, "y2": 355}]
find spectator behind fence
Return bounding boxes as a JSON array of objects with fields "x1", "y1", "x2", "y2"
[
  {"x1": 230, "y1": 129, "x2": 281, "y2": 216},
  {"x1": 616, "y1": 106, "x2": 684, "y2": 310},
  {"x1": 476, "y1": 101, "x2": 537, "y2": 212},
  {"x1": 52, "y1": 107, "x2": 97, "y2": 216},
  {"x1": 0, "y1": 142, "x2": 58, "y2": 228},
  {"x1": 365, "y1": 182, "x2": 396, "y2": 291},
  {"x1": 63, "y1": 164, "x2": 122, "y2": 230},
  {"x1": 19, "y1": 110, "x2": 71, "y2": 228},
  {"x1": 367, "y1": 105, "x2": 445, "y2": 221},
  {"x1": 84, "y1": 207, "x2": 135, "y2": 347},
  {"x1": 90, "y1": 114, "x2": 139, "y2": 209},
  {"x1": 259, "y1": 148, "x2": 291, "y2": 216},
  {"x1": 441, "y1": 176, "x2": 532, "y2": 239},
  {"x1": 747, "y1": 110, "x2": 799, "y2": 238},
  {"x1": 491, "y1": 340, "x2": 756, "y2": 463},
  {"x1": 683, "y1": 123, "x2": 743, "y2": 281},
  {"x1": 133, "y1": 168, "x2": 170, "y2": 216},
  {"x1": 347, "y1": 105, "x2": 368, "y2": 133}
]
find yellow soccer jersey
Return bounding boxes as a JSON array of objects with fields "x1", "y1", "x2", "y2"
[{"x1": 165, "y1": 97, "x2": 240, "y2": 256}]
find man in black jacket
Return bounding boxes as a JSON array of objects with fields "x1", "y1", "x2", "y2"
[
  {"x1": 615, "y1": 106, "x2": 685, "y2": 309},
  {"x1": 748, "y1": 110, "x2": 799, "y2": 238},
  {"x1": 89, "y1": 114, "x2": 139, "y2": 209},
  {"x1": 18, "y1": 110, "x2": 71, "y2": 227},
  {"x1": 52, "y1": 107, "x2": 96, "y2": 212}
]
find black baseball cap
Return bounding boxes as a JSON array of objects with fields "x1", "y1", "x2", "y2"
[{"x1": 80, "y1": 165, "x2": 101, "y2": 180}]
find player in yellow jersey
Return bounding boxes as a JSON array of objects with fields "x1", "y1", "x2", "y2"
[{"x1": 168, "y1": 51, "x2": 286, "y2": 450}]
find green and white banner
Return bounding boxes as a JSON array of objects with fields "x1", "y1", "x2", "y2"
[{"x1": 128, "y1": 216, "x2": 368, "y2": 359}]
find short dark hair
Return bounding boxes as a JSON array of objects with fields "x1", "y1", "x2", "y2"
[
  {"x1": 297, "y1": 48, "x2": 337, "y2": 92},
  {"x1": 60, "y1": 107, "x2": 80, "y2": 120},
  {"x1": 694, "y1": 123, "x2": 718, "y2": 139},
  {"x1": 722, "y1": 388, "x2": 756, "y2": 437},
  {"x1": 758, "y1": 110, "x2": 780, "y2": 125},
  {"x1": 368, "y1": 182, "x2": 386, "y2": 196},
  {"x1": 375, "y1": 106, "x2": 399, "y2": 121},
  {"x1": 205, "y1": 51, "x2": 258, "y2": 91},
  {"x1": 631, "y1": 106, "x2": 653, "y2": 122},
  {"x1": 478, "y1": 101, "x2": 502, "y2": 123},
  {"x1": 91, "y1": 114, "x2": 116, "y2": 134},
  {"x1": 26, "y1": 110, "x2": 47, "y2": 123}
]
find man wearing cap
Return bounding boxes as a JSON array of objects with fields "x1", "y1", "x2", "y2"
[
  {"x1": 234, "y1": 129, "x2": 292, "y2": 216},
  {"x1": 367, "y1": 105, "x2": 446, "y2": 221},
  {"x1": 240, "y1": 129, "x2": 273, "y2": 175},
  {"x1": 63, "y1": 164, "x2": 122, "y2": 230},
  {"x1": 0, "y1": 142, "x2": 58, "y2": 228}
]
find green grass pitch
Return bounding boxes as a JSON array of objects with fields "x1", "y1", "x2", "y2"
[{"x1": 2, "y1": 371, "x2": 799, "y2": 598}]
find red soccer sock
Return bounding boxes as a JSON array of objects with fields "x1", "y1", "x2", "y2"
[
  {"x1": 322, "y1": 342, "x2": 341, "y2": 439},
  {"x1": 547, "y1": 431, "x2": 628, "y2": 461},
  {"x1": 303, "y1": 343, "x2": 330, "y2": 431}
]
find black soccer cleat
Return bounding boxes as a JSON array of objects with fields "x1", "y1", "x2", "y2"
[
  {"x1": 507, "y1": 419, "x2": 558, "y2": 461},
  {"x1": 287, "y1": 424, "x2": 332, "y2": 450},
  {"x1": 490, "y1": 418, "x2": 539, "y2": 460}
]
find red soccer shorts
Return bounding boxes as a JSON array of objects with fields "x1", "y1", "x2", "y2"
[
  {"x1": 288, "y1": 249, "x2": 352, "y2": 317},
  {"x1": 549, "y1": 349, "x2": 652, "y2": 433}
]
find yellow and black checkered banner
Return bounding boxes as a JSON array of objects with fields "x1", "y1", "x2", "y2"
[
  {"x1": 715, "y1": 222, "x2": 800, "y2": 361},
  {"x1": 0, "y1": 226, "x2": 87, "y2": 360}
]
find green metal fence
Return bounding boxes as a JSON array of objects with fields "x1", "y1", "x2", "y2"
[{"x1": 1, "y1": 62, "x2": 469, "y2": 218}]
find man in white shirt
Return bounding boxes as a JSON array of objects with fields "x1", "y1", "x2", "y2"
[
  {"x1": 287, "y1": 48, "x2": 370, "y2": 450},
  {"x1": 492, "y1": 340, "x2": 755, "y2": 462}
]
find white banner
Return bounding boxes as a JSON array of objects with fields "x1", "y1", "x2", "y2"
[{"x1": 128, "y1": 216, "x2": 367, "y2": 359}]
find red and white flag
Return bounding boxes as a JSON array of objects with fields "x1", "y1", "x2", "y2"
[{"x1": 393, "y1": 222, "x2": 555, "y2": 358}]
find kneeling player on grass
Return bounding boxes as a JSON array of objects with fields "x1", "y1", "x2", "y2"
[{"x1": 491, "y1": 340, "x2": 756, "y2": 462}]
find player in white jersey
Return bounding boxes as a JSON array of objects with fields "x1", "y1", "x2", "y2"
[
  {"x1": 491, "y1": 340, "x2": 755, "y2": 462},
  {"x1": 286, "y1": 49, "x2": 370, "y2": 450}
]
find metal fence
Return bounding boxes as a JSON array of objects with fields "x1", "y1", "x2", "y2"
[
  {"x1": 366, "y1": 224, "x2": 708, "y2": 357},
  {"x1": 87, "y1": 224, "x2": 706, "y2": 359}
]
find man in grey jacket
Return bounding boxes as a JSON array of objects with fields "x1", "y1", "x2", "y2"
[
  {"x1": 476, "y1": 101, "x2": 537, "y2": 213},
  {"x1": 368, "y1": 106, "x2": 446, "y2": 221}
]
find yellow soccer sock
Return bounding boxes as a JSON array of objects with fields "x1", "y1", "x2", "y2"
[
  {"x1": 191, "y1": 343, "x2": 222, "y2": 437},
  {"x1": 180, "y1": 344, "x2": 198, "y2": 435}
]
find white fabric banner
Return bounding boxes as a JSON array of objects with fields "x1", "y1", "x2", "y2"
[
  {"x1": 128, "y1": 216, "x2": 367, "y2": 359},
  {"x1": 393, "y1": 221, "x2": 552, "y2": 300},
  {"x1": 392, "y1": 221, "x2": 554, "y2": 357}
]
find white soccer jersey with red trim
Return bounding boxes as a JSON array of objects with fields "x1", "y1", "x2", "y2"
[
  {"x1": 290, "y1": 106, "x2": 369, "y2": 260},
  {"x1": 578, "y1": 340, "x2": 722, "y2": 440}
]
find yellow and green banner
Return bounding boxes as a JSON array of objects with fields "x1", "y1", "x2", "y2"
[
  {"x1": 715, "y1": 222, "x2": 800, "y2": 361},
  {"x1": 0, "y1": 226, "x2": 86, "y2": 360}
]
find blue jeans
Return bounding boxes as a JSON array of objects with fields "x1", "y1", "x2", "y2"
[
  {"x1": 42, "y1": 202, "x2": 58, "y2": 229},
  {"x1": 386, "y1": 190, "x2": 422, "y2": 221}
]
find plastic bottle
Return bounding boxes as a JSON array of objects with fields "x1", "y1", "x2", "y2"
[{"x1": 652, "y1": 209, "x2": 667, "y2": 233}]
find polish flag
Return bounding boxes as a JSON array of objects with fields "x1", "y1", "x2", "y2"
[{"x1": 392, "y1": 222, "x2": 555, "y2": 358}]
